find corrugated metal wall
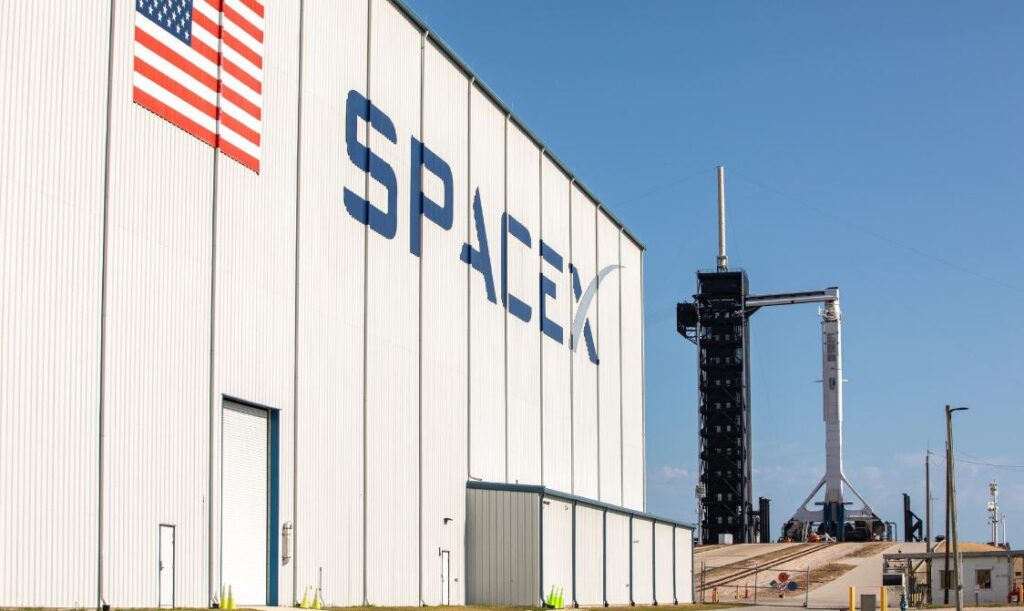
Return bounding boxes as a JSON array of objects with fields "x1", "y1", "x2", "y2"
[
  {"x1": 540, "y1": 157, "x2": 573, "y2": 493},
  {"x1": 0, "y1": 0, "x2": 649, "y2": 607},
  {"x1": 505, "y1": 123, "x2": 542, "y2": 485},
  {"x1": 364, "y1": 1, "x2": 421, "y2": 604},
  {"x1": 606, "y1": 511, "x2": 632, "y2": 604},
  {"x1": 295, "y1": 0, "x2": 367, "y2": 604},
  {"x1": 466, "y1": 488, "x2": 693, "y2": 608},
  {"x1": 541, "y1": 498, "x2": 574, "y2": 604},
  {"x1": 632, "y1": 517, "x2": 654, "y2": 604},
  {"x1": 574, "y1": 506, "x2": 605, "y2": 605},
  {"x1": 597, "y1": 211, "x2": 622, "y2": 506},
  {"x1": 0, "y1": 2, "x2": 108, "y2": 606},
  {"x1": 620, "y1": 238, "x2": 646, "y2": 509},
  {"x1": 465, "y1": 489, "x2": 540, "y2": 605},
  {"x1": 419, "y1": 37, "x2": 470, "y2": 608},
  {"x1": 103, "y1": 0, "x2": 214, "y2": 604},
  {"x1": 675, "y1": 526, "x2": 695, "y2": 603},
  {"x1": 654, "y1": 522, "x2": 675, "y2": 603},
  {"x1": 467, "y1": 83, "x2": 507, "y2": 484},
  {"x1": 212, "y1": 0, "x2": 301, "y2": 603},
  {"x1": 570, "y1": 185, "x2": 599, "y2": 500}
]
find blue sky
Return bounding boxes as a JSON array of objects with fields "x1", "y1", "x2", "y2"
[{"x1": 402, "y1": 0, "x2": 1024, "y2": 543}]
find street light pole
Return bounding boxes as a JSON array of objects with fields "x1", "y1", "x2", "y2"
[{"x1": 946, "y1": 405, "x2": 969, "y2": 611}]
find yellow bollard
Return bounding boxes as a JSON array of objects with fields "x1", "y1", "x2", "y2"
[
  {"x1": 849, "y1": 586, "x2": 855, "y2": 611},
  {"x1": 312, "y1": 588, "x2": 322, "y2": 610},
  {"x1": 880, "y1": 586, "x2": 887, "y2": 610}
]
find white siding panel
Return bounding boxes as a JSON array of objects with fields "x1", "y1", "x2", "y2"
[
  {"x1": 596, "y1": 212, "x2": 621, "y2": 505},
  {"x1": 605, "y1": 512, "x2": 631, "y2": 605},
  {"x1": 505, "y1": 124, "x2": 541, "y2": 485},
  {"x1": 214, "y1": 2, "x2": 300, "y2": 604},
  {"x1": 365, "y1": 1, "x2": 420, "y2": 604},
  {"x1": 103, "y1": 0, "x2": 214, "y2": 604},
  {"x1": 574, "y1": 506, "x2": 604, "y2": 606},
  {"x1": 632, "y1": 518, "x2": 654, "y2": 604},
  {"x1": 570, "y1": 186, "x2": 598, "y2": 498},
  {"x1": 539, "y1": 158, "x2": 572, "y2": 492},
  {"x1": 620, "y1": 239, "x2": 645, "y2": 510},
  {"x1": 674, "y1": 527, "x2": 694, "y2": 603},
  {"x1": 0, "y1": 2, "x2": 107, "y2": 606},
  {"x1": 420, "y1": 40, "x2": 469, "y2": 606},
  {"x1": 467, "y1": 86, "x2": 506, "y2": 483},
  {"x1": 295, "y1": 0, "x2": 367, "y2": 604},
  {"x1": 541, "y1": 498, "x2": 573, "y2": 605},
  {"x1": 654, "y1": 522, "x2": 674, "y2": 604}
]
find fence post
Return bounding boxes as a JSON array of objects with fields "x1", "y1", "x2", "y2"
[
  {"x1": 805, "y1": 568, "x2": 810, "y2": 608},
  {"x1": 754, "y1": 565, "x2": 760, "y2": 604},
  {"x1": 700, "y1": 561, "x2": 706, "y2": 603}
]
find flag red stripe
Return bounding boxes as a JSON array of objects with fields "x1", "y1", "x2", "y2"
[
  {"x1": 190, "y1": 35, "x2": 220, "y2": 66},
  {"x1": 223, "y1": 3, "x2": 264, "y2": 44},
  {"x1": 134, "y1": 56, "x2": 219, "y2": 119},
  {"x1": 135, "y1": 27, "x2": 219, "y2": 92},
  {"x1": 202, "y1": 0, "x2": 223, "y2": 11},
  {"x1": 236, "y1": 0, "x2": 264, "y2": 19},
  {"x1": 222, "y1": 29, "x2": 263, "y2": 69},
  {"x1": 192, "y1": 8, "x2": 221, "y2": 38},
  {"x1": 133, "y1": 86, "x2": 218, "y2": 147},
  {"x1": 221, "y1": 83, "x2": 262, "y2": 120},
  {"x1": 221, "y1": 56, "x2": 262, "y2": 94},
  {"x1": 221, "y1": 112, "x2": 261, "y2": 146},
  {"x1": 219, "y1": 138, "x2": 260, "y2": 172}
]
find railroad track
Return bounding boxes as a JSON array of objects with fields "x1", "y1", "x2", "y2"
[
  {"x1": 698, "y1": 542, "x2": 832, "y2": 592},
  {"x1": 695, "y1": 544, "x2": 725, "y2": 553}
]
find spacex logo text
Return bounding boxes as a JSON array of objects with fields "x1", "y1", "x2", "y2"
[{"x1": 343, "y1": 90, "x2": 620, "y2": 365}]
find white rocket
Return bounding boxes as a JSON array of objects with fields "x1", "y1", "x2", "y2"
[{"x1": 745, "y1": 288, "x2": 880, "y2": 540}]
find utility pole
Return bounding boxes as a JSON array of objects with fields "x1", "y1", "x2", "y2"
[
  {"x1": 946, "y1": 405, "x2": 969, "y2": 611},
  {"x1": 926, "y1": 452, "x2": 932, "y2": 604},
  {"x1": 944, "y1": 434, "x2": 951, "y2": 604}
]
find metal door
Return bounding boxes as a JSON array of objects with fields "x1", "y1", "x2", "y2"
[
  {"x1": 159, "y1": 524, "x2": 175, "y2": 607},
  {"x1": 440, "y1": 550, "x2": 450, "y2": 605}
]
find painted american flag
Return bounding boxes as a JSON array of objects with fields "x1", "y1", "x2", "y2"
[{"x1": 133, "y1": 0, "x2": 264, "y2": 173}]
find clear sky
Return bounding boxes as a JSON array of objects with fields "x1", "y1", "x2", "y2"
[{"x1": 402, "y1": 0, "x2": 1024, "y2": 544}]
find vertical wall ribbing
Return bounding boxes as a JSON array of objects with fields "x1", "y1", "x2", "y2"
[
  {"x1": 292, "y1": 0, "x2": 307, "y2": 603},
  {"x1": 361, "y1": 0, "x2": 372, "y2": 602},
  {"x1": 97, "y1": 1, "x2": 117, "y2": 608}
]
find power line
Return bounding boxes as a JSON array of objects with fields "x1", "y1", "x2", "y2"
[
  {"x1": 928, "y1": 450, "x2": 1024, "y2": 472},
  {"x1": 615, "y1": 166, "x2": 715, "y2": 208},
  {"x1": 731, "y1": 170, "x2": 1024, "y2": 295}
]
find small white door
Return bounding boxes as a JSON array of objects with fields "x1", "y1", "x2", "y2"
[
  {"x1": 222, "y1": 403, "x2": 269, "y2": 604},
  {"x1": 440, "y1": 550, "x2": 450, "y2": 605},
  {"x1": 159, "y1": 525, "x2": 175, "y2": 607}
]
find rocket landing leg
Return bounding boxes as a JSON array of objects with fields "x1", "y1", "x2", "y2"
[{"x1": 782, "y1": 472, "x2": 884, "y2": 542}]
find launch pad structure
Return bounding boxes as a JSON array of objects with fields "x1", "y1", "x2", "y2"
[{"x1": 677, "y1": 167, "x2": 884, "y2": 544}]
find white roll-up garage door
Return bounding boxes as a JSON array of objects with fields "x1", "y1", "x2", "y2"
[{"x1": 222, "y1": 403, "x2": 268, "y2": 604}]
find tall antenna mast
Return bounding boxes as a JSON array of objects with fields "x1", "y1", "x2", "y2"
[{"x1": 717, "y1": 165, "x2": 729, "y2": 270}]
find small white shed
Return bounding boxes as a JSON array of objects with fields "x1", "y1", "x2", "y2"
[
  {"x1": 928, "y1": 549, "x2": 1023, "y2": 605},
  {"x1": 466, "y1": 482, "x2": 695, "y2": 607}
]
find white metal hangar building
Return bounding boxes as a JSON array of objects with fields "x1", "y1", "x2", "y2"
[{"x1": 0, "y1": 0, "x2": 694, "y2": 608}]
